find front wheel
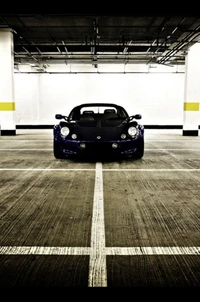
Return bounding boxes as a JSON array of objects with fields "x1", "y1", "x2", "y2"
[
  {"x1": 134, "y1": 139, "x2": 144, "y2": 159},
  {"x1": 53, "y1": 140, "x2": 65, "y2": 159}
]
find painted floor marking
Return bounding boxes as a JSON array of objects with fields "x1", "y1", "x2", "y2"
[
  {"x1": 1, "y1": 246, "x2": 199, "y2": 256},
  {"x1": 106, "y1": 246, "x2": 200, "y2": 255},
  {"x1": 89, "y1": 162, "x2": 107, "y2": 287},
  {"x1": 0, "y1": 168, "x2": 96, "y2": 171},
  {"x1": 146, "y1": 148, "x2": 200, "y2": 151},
  {"x1": 1, "y1": 148, "x2": 200, "y2": 151},
  {"x1": 0, "y1": 149, "x2": 52, "y2": 151},
  {"x1": 145, "y1": 139, "x2": 200, "y2": 141},
  {"x1": 0, "y1": 138, "x2": 199, "y2": 142},
  {"x1": 0, "y1": 141, "x2": 52, "y2": 143},
  {"x1": 102, "y1": 169, "x2": 200, "y2": 172},
  {"x1": 1, "y1": 168, "x2": 200, "y2": 172},
  {"x1": 0, "y1": 246, "x2": 90, "y2": 255}
]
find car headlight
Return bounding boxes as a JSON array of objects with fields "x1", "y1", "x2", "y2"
[
  {"x1": 60, "y1": 126, "x2": 70, "y2": 137},
  {"x1": 128, "y1": 126, "x2": 137, "y2": 137}
]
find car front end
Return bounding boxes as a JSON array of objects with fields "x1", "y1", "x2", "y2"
[{"x1": 53, "y1": 116, "x2": 144, "y2": 159}]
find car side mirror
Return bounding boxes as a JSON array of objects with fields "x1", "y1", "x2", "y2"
[
  {"x1": 133, "y1": 114, "x2": 142, "y2": 119},
  {"x1": 55, "y1": 114, "x2": 63, "y2": 119},
  {"x1": 127, "y1": 114, "x2": 142, "y2": 122}
]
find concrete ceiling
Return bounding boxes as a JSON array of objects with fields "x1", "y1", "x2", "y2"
[{"x1": 1, "y1": 13, "x2": 200, "y2": 69}]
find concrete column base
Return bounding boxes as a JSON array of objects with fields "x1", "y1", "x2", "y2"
[
  {"x1": 182, "y1": 130, "x2": 199, "y2": 136},
  {"x1": 0, "y1": 129, "x2": 16, "y2": 135}
]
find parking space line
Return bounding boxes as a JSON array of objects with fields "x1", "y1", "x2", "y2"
[
  {"x1": 0, "y1": 141, "x2": 52, "y2": 143},
  {"x1": 89, "y1": 162, "x2": 107, "y2": 287},
  {"x1": 106, "y1": 246, "x2": 200, "y2": 255},
  {"x1": 102, "y1": 169, "x2": 200, "y2": 171},
  {"x1": 1, "y1": 246, "x2": 199, "y2": 255},
  {"x1": 0, "y1": 149, "x2": 52, "y2": 151},
  {"x1": 0, "y1": 246, "x2": 91, "y2": 255},
  {"x1": 0, "y1": 168, "x2": 96, "y2": 171},
  {"x1": 1, "y1": 168, "x2": 200, "y2": 172},
  {"x1": 146, "y1": 148, "x2": 200, "y2": 151},
  {"x1": 1, "y1": 148, "x2": 200, "y2": 151}
]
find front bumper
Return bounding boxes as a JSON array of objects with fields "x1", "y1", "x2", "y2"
[{"x1": 56, "y1": 137, "x2": 143, "y2": 157}]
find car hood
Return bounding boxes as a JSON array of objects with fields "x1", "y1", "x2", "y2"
[{"x1": 65, "y1": 119, "x2": 129, "y2": 140}]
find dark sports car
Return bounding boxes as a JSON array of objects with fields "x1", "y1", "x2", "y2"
[{"x1": 53, "y1": 103, "x2": 144, "y2": 159}]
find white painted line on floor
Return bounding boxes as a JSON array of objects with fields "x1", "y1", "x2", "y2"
[
  {"x1": 0, "y1": 141, "x2": 52, "y2": 142},
  {"x1": 0, "y1": 168, "x2": 96, "y2": 171},
  {"x1": 1, "y1": 148, "x2": 200, "y2": 151},
  {"x1": 106, "y1": 246, "x2": 200, "y2": 255},
  {"x1": 0, "y1": 149, "x2": 52, "y2": 151},
  {"x1": 146, "y1": 148, "x2": 200, "y2": 151},
  {"x1": 145, "y1": 139, "x2": 200, "y2": 141},
  {"x1": 1, "y1": 168, "x2": 200, "y2": 172},
  {"x1": 102, "y1": 169, "x2": 200, "y2": 172},
  {"x1": 1, "y1": 246, "x2": 199, "y2": 256},
  {"x1": 0, "y1": 246, "x2": 90, "y2": 255},
  {"x1": 88, "y1": 162, "x2": 107, "y2": 287}
]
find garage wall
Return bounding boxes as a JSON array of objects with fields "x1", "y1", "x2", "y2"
[{"x1": 14, "y1": 65, "x2": 185, "y2": 126}]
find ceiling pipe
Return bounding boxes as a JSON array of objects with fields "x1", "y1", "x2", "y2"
[
  {"x1": 158, "y1": 22, "x2": 200, "y2": 64},
  {"x1": 147, "y1": 17, "x2": 186, "y2": 65}
]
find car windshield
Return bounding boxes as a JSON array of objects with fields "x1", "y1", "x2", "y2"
[
  {"x1": 80, "y1": 106, "x2": 115, "y2": 114},
  {"x1": 68, "y1": 104, "x2": 128, "y2": 121}
]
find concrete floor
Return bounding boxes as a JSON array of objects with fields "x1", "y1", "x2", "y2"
[{"x1": 0, "y1": 129, "x2": 200, "y2": 289}]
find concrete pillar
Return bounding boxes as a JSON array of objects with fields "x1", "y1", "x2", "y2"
[
  {"x1": 183, "y1": 43, "x2": 200, "y2": 136},
  {"x1": 0, "y1": 28, "x2": 16, "y2": 135}
]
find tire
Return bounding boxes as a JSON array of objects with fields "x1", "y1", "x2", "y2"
[
  {"x1": 53, "y1": 140, "x2": 65, "y2": 159},
  {"x1": 134, "y1": 138, "x2": 144, "y2": 159}
]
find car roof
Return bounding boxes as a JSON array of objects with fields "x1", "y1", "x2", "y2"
[
  {"x1": 76, "y1": 103, "x2": 121, "y2": 107},
  {"x1": 72, "y1": 103, "x2": 125, "y2": 110}
]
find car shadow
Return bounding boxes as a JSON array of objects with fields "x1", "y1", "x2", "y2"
[{"x1": 65, "y1": 154, "x2": 143, "y2": 163}]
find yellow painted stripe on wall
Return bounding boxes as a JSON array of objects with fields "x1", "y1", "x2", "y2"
[
  {"x1": 0, "y1": 102, "x2": 15, "y2": 111},
  {"x1": 184, "y1": 102, "x2": 199, "y2": 111}
]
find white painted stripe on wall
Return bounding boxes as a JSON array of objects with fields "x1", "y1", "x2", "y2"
[
  {"x1": 1, "y1": 246, "x2": 199, "y2": 256},
  {"x1": 88, "y1": 162, "x2": 107, "y2": 287}
]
